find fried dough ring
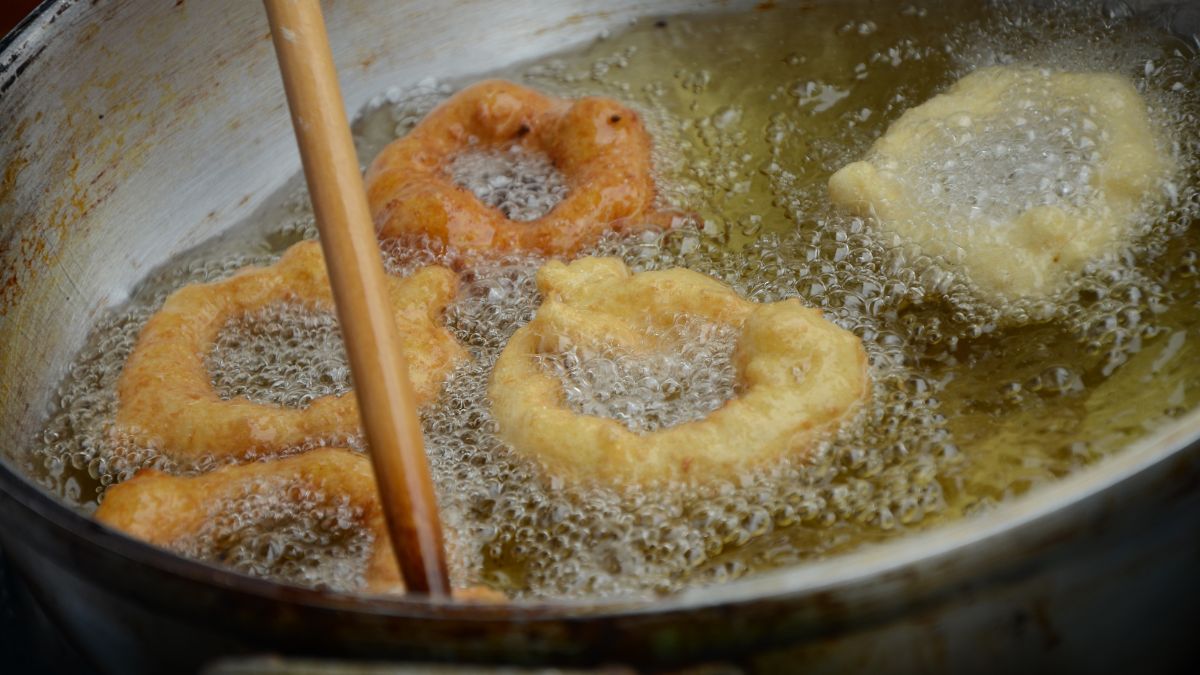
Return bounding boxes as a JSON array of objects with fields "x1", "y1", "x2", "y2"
[
  {"x1": 829, "y1": 66, "x2": 1173, "y2": 299},
  {"x1": 489, "y1": 258, "x2": 870, "y2": 484},
  {"x1": 116, "y1": 241, "x2": 467, "y2": 461},
  {"x1": 95, "y1": 449, "x2": 501, "y2": 600},
  {"x1": 365, "y1": 80, "x2": 658, "y2": 255}
]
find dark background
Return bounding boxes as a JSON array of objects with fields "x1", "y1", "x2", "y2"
[{"x1": 2, "y1": 1, "x2": 42, "y2": 37}]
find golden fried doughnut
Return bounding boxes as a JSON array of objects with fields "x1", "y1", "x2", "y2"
[
  {"x1": 489, "y1": 257, "x2": 870, "y2": 484},
  {"x1": 829, "y1": 66, "x2": 1174, "y2": 300},
  {"x1": 95, "y1": 449, "x2": 502, "y2": 600},
  {"x1": 117, "y1": 241, "x2": 467, "y2": 461},
  {"x1": 365, "y1": 80, "x2": 658, "y2": 255}
]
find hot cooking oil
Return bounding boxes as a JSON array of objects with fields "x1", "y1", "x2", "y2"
[{"x1": 22, "y1": 1, "x2": 1200, "y2": 598}]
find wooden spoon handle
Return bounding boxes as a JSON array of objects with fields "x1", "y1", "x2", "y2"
[{"x1": 263, "y1": 0, "x2": 450, "y2": 596}]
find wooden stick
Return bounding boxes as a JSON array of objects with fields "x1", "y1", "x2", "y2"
[{"x1": 262, "y1": 0, "x2": 450, "y2": 596}]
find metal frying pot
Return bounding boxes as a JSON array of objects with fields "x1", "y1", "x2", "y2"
[{"x1": 1, "y1": 1, "x2": 1198, "y2": 672}]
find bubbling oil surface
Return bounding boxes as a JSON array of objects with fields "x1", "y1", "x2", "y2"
[
  {"x1": 449, "y1": 146, "x2": 569, "y2": 222},
  {"x1": 175, "y1": 478, "x2": 373, "y2": 592},
  {"x1": 539, "y1": 316, "x2": 741, "y2": 435},
  {"x1": 899, "y1": 93, "x2": 1104, "y2": 226},
  {"x1": 208, "y1": 303, "x2": 351, "y2": 409},
  {"x1": 22, "y1": 1, "x2": 1200, "y2": 598}
]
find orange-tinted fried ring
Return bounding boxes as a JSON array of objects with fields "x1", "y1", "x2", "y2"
[{"x1": 365, "y1": 80, "x2": 659, "y2": 256}]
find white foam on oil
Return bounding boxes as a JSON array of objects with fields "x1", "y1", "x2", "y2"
[
  {"x1": 208, "y1": 303, "x2": 351, "y2": 409},
  {"x1": 449, "y1": 146, "x2": 569, "y2": 222},
  {"x1": 174, "y1": 477, "x2": 373, "y2": 592},
  {"x1": 899, "y1": 98, "x2": 1102, "y2": 227},
  {"x1": 538, "y1": 316, "x2": 740, "y2": 434}
]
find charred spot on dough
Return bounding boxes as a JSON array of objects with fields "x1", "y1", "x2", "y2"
[
  {"x1": 515, "y1": 123, "x2": 531, "y2": 138},
  {"x1": 609, "y1": 114, "x2": 623, "y2": 124}
]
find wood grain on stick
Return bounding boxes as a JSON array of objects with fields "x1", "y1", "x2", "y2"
[{"x1": 262, "y1": 0, "x2": 450, "y2": 596}]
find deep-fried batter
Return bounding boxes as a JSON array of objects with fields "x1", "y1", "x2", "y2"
[
  {"x1": 829, "y1": 66, "x2": 1173, "y2": 299},
  {"x1": 117, "y1": 241, "x2": 466, "y2": 461},
  {"x1": 366, "y1": 80, "x2": 659, "y2": 256},
  {"x1": 489, "y1": 257, "x2": 870, "y2": 484}
]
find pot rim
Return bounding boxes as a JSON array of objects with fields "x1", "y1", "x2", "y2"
[{"x1": 2, "y1": 0, "x2": 1199, "y2": 624}]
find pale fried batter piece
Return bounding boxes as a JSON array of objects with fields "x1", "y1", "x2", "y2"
[
  {"x1": 95, "y1": 449, "x2": 502, "y2": 600},
  {"x1": 117, "y1": 241, "x2": 467, "y2": 461},
  {"x1": 365, "y1": 80, "x2": 661, "y2": 256},
  {"x1": 489, "y1": 257, "x2": 871, "y2": 485},
  {"x1": 829, "y1": 66, "x2": 1174, "y2": 300}
]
